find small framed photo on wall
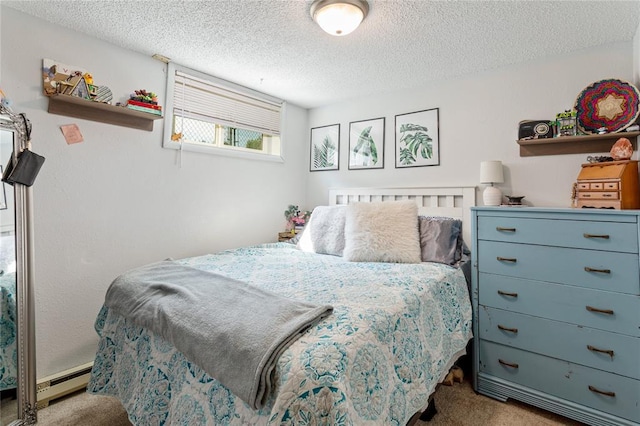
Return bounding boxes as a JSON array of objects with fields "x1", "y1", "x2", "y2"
[
  {"x1": 310, "y1": 124, "x2": 340, "y2": 172},
  {"x1": 348, "y1": 117, "x2": 385, "y2": 170},
  {"x1": 395, "y1": 108, "x2": 440, "y2": 168}
]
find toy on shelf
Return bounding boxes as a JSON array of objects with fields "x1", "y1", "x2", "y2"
[
  {"x1": 41, "y1": 59, "x2": 118, "y2": 104},
  {"x1": 554, "y1": 109, "x2": 577, "y2": 137}
]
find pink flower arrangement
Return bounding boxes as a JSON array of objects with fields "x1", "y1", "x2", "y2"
[
  {"x1": 284, "y1": 204, "x2": 311, "y2": 231},
  {"x1": 292, "y1": 216, "x2": 306, "y2": 226}
]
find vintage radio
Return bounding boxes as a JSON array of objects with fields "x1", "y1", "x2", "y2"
[
  {"x1": 574, "y1": 160, "x2": 640, "y2": 209},
  {"x1": 518, "y1": 120, "x2": 554, "y2": 139}
]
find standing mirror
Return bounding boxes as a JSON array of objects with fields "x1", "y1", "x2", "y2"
[{"x1": 0, "y1": 104, "x2": 37, "y2": 425}]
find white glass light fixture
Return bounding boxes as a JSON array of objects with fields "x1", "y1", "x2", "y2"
[
  {"x1": 480, "y1": 161, "x2": 504, "y2": 206},
  {"x1": 310, "y1": 0, "x2": 369, "y2": 36}
]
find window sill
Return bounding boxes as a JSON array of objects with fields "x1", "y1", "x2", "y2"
[{"x1": 163, "y1": 141, "x2": 284, "y2": 163}]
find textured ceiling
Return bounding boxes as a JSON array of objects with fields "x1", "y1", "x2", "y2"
[{"x1": 4, "y1": 0, "x2": 640, "y2": 108}]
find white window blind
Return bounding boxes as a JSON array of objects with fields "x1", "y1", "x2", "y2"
[{"x1": 173, "y1": 70, "x2": 281, "y2": 136}]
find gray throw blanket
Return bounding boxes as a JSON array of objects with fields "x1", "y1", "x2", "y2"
[{"x1": 104, "y1": 260, "x2": 333, "y2": 409}]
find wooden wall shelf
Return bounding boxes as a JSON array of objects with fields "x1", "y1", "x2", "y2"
[
  {"x1": 47, "y1": 94, "x2": 162, "y2": 132},
  {"x1": 517, "y1": 131, "x2": 640, "y2": 157}
]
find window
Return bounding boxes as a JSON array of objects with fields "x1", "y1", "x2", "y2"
[{"x1": 163, "y1": 63, "x2": 284, "y2": 161}]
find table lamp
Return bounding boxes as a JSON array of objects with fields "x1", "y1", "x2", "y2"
[{"x1": 480, "y1": 160, "x2": 504, "y2": 206}]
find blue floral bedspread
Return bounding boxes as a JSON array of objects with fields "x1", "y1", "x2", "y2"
[
  {"x1": 88, "y1": 243, "x2": 472, "y2": 425},
  {"x1": 0, "y1": 271, "x2": 17, "y2": 391}
]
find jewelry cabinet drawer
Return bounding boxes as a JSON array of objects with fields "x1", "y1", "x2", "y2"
[
  {"x1": 478, "y1": 241, "x2": 640, "y2": 295},
  {"x1": 477, "y1": 216, "x2": 638, "y2": 253},
  {"x1": 478, "y1": 307, "x2": 640, "y2": 378},
  {"x1": 578, "y1": 191, "x2": 619, "y2": 200},
  {"x1": 478, "y1": 341, "x2": 640, "y2": 423},
  {"x1": 478, "y1": 273, "x2": 640, "y2": 337},
  {"x1": 604, "y1": 182, "x2": 619, "y2": 190}
]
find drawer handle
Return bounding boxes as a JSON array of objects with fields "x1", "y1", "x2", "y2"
[
  {"x1": 588, "y1": 385, "x2": 616, "y2": 398},
  {"x1": 496, "y1": 227, "x2": 516, "y2": 232},
  {"x1": 497, "y1": 324, "x2": 518, "y2": 333},
  {"x1": 497, "y1": 257, "x2": 517, "y2": 263},
  {"x1": 587, "y1": 345, "x2": 614, "y2": 358},
  {"x1": 497, "y1": 290, "x2": 518, "y2": 298},
  {"x1": 583, "y1": 233, "x2": 610, "y2": 239},
  {"x1": 498, "y1": 359, "x2": 519, "y2": 369},
  {"x1": 584, "y1": 266, "x2": 611, "y2": 274},
  {"x1": 586, "y1": 306, "x2": 614, "y2": 315}
]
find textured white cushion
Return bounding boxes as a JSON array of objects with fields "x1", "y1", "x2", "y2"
[
  {"x1": 297, "y1": 205, "x2": 347, "y2": 256},
  {"x1": 343, "y1": 201, "x2": 421, "y2": 263}
]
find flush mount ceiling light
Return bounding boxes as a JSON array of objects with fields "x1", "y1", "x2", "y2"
[{"x1": 310, "y1": 0, "x2": 369, "y2": 36}]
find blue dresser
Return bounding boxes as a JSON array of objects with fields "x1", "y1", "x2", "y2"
[{"x1": 471, "y1": 207, "x2": 640, "y2": 426}]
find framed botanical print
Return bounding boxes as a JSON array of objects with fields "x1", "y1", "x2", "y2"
[
  {"x1": 348, "y1": 117, "x2": 385, "y2": 170},
  {"x1": 395, "y1": 108, "x2": 440, "y2": 168},
  {"x1": 310, "y1": 124, "x2": 340, "y2": 171}
]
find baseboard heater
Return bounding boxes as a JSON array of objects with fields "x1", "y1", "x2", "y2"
[{"x1": 36, "y1": 362, "x2": 93, "y2": 408}]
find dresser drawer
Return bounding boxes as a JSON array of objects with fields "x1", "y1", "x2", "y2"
[
  {"x1": 478, "y1": 307, "x2": 640, "y2": 378},
  {"x1": 479, "y1": 273, "x2": 640, "y2": 337},
  {"x1": 477, "y1": 216, "x2": 638, "y2": 253},
  {"x1": 479, "y1": 341, "x2": 640, "y2": 423},
  {"x1": 478, "y1": 240, "x2": 640, "y2": 294}
]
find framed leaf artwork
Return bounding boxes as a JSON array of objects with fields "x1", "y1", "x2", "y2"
[
  {"x1": 348, "y1": 117, "x2": 385, "y2": 170},
  {"x1": 395, "y1": 108, "x2": 440, "y2": 168},
  {"x1": 310, "y1": 124, "x2": 340, "y2": 172}
]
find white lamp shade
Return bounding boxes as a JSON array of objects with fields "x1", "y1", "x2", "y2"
[
  {"x1": 480, "y1": 160, "x2": 504, "y2": 184},
  {"x1": 312, "y1": 1, "x2": 366, "y2": 36}
]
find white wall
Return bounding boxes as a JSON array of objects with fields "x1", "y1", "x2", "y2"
[
  {"x1": 2, "y1": 4, "x2": 636, "y2": 380},
  {"x1": 634, "y1": 17, "x2": 640, "y2": 86},
  {"x1": 306, "y1": 42, "x2": 635, "y2": 210},
  {"x1": 0, "y1": 7, "x2": 309, "y2": 378}
]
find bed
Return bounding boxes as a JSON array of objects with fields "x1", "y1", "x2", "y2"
[{"x1": 87, "y1": 186, "x2": 476, "y2": 425}]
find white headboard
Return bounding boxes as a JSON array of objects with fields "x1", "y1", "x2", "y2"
[{"x1": 329, "y1": 186, "x2": 476, "y2": 244}]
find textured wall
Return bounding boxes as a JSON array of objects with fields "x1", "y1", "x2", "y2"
[
  {"x1": 635, "y1": 18, "x2": 640, "y2": 87},
  {"x1": 1, "y1": 6, "x2": 309, "y2": 379},
  {"x1": 306, "y1": 42, "x2": 635, "y2": 211}
]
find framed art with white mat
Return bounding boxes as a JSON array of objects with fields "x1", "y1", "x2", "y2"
[
  {"x1": 348, "y1": 117, "x2": 384, "y2": 170},
  {"x1": 310, "y1": 124, "x2": 340, "y2": 171},
  {"x1": 395, "y1": 108, "x2": 440, "y2": 168}
]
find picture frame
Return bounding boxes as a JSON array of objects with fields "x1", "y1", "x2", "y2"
[
  {"x1": 348, "y1": 117, "x2": 385, "y2": 170},
  {"x1": 310, "y1": 124, "x2": 340, "y2": 172},
  {"x1": 0, "y1": 165, "x2": 7, "y2": 210},
  {"x1": 395, "y1": 108, "x2": 440, "y2": 168}
]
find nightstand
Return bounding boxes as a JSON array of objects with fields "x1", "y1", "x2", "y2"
[{"x1": 278, "y1": 231, "x2": 297, "y2": 242}]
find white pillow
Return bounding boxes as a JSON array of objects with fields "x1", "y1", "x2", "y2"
[
  {"x1": 343, "y1": 201, "x2": 421, "y2": 263},
  {"x1": 297, "y1": 205, "x2": 347, "y2": 256}
]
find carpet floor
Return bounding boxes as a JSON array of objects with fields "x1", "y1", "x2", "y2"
[{"x1": 33, "y1": 379, "x2": 583, "y2": 425}]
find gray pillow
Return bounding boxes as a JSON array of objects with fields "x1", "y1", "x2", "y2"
[
  {"x1": 296, "y1": 205, "x2": 347, "y2": 256},
  {"x1": 418, "y1": 216, "x2": 464, "y2": 265}
]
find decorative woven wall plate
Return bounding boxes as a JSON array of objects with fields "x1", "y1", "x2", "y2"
[{"x1": 574, "y1": 78, "x2": 640, "y2": 134}]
